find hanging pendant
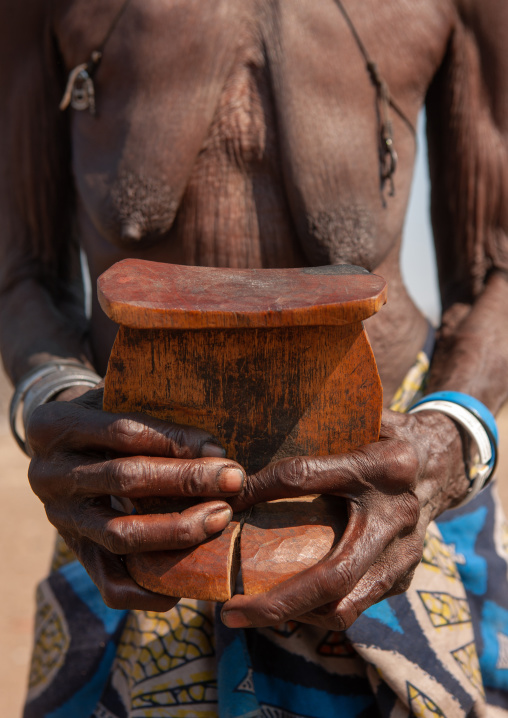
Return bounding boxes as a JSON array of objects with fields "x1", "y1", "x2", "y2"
[
  {"x1": 380, "y1": 125, "x2": 398, "y2": 198},
  {"x1": 59, "y1": 63, "x2": 97, "y2": 115}
]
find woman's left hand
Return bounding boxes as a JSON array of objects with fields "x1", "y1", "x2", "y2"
[{"x1": 222, "y1": 408, "x2": 470, "y2": 631}]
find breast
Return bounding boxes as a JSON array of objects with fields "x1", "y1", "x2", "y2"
[
  {"x1": 60, "y1": 0, "x2": 451, "y2": 271},
  {"x1": 59, "y1": 0, "x2": 254, "y2": 251},
  {"x1": 66, "y1": 6, "x2": 307, "y2": 267}
]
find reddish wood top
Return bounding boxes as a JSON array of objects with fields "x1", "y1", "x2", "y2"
[{"x1": 98, "y1": 259, "x2": 387, "y2": 329}]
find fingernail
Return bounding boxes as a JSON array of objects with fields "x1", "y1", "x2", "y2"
[
  {"x1": 202, "y1": 441, "x2": 226, "y2": 458},
  {"x1": 222, "y1": 610, "x2": 252, "y2": 628},
  {"x1": 217, "y1": 467, "x2": 245, "y2": 493},
  {"x1": 204, "y1": 507, "x2": 232, "y2": 534}
]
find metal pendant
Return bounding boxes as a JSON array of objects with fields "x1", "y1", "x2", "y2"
[
  {"x1": 71, "y1": 69, "x2": 96, "y2": 113},
  {"x1": 59, "y1": 63, "x2": 96, "y2": 115}
]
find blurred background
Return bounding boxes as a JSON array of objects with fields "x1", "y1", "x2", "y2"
[{"x1": 1, "y1": 114, "x2": 507, "y2": 715}]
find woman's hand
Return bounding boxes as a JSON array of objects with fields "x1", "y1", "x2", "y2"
[
  {"x1": 222, "y1": 409, "x2": 470, "y2": 631},
  {"x1": 26, "y1": 386, "x2": 245, "y2": 612}
]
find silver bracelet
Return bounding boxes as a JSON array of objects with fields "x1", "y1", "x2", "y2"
[
  {"x1": 9, "y1": 360, "x2": 101, "y2": 455},
  {"x1": 408, "y1": 399, "x2": 494, "y2": 507}
]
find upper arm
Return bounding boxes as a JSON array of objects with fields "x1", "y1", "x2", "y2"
[
  {"x1": 0, "y1": 1, "x2": 76, "y2": 297},
  {"x1": 426, "y1": 0, "x2": 508, "y2": 310}
]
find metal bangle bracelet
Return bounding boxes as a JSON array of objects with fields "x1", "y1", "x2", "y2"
[
  {"x1": 410, "y1": 390, "x2": 498, "y2": 467},
  {"x1": 9, "y1": 361, "x2": 101, "y2": 455},
  {"x1": 408, "y1": 399, "x2": 494, "y2": 508}
]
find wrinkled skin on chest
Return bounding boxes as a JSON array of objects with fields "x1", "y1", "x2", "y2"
[
  {"x1": 8, "y1": 0, "x2": 508, "y2": 642},
  {"x1": 53, "y1": 0, "x2": 453, "y2": 384}
]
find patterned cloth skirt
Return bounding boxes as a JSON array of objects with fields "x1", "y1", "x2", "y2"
[{"x1": 24, "y1": 346, "x2": 508, "y2": 718}]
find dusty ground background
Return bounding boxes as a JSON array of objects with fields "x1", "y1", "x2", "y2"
[{"x1": 1, "y1": 367, "x2": 508, "y2": 717}]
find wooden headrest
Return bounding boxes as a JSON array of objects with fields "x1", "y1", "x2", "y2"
[{"x1": 98, "y1": 259, "x2": 387, "y2": 329}]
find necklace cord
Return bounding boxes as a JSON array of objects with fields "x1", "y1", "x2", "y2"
[
  {"x1": 332, "y1": 0, "x2": 417, "y2": 195},
  {"x1": 87, "y1": 0, "x2": 133, "y2": 76},
  {"x1": 61, "y1": 0, "x2": 416, "y2": 195},
  {"x1": 59, "y1": 0, "x2": 133, "y2": 113}
]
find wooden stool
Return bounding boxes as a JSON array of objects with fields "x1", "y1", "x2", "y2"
[{"x1": 99, "y1": 259, "x2": 387, "y2": 601}]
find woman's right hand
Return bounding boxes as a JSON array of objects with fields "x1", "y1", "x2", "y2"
[{"x1": 26, "y1": 386, "x2": 245, "y2": 612}]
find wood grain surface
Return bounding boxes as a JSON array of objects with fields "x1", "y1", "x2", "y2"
[
  {"x1": 104, "y1": 323, "x2": 382, "y2": 474},
  {"x1": 125, "y1": 521, "x2": 241, "y2": 602},
  {"x1": 241, "y1": 496, "x2": 349, "y2": 595},
  {"x1": 98, "y1": 259, "x2": 387, "y2": 329},
  {"x1": 101, "y1": 260, "x2": 385, "y2": 601}
]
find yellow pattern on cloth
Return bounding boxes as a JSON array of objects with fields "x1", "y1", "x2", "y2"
[
  {"x1": 27, "y1": 580, "x2": 71, "y2": 702},
  {"x1": 95, "y1": 349, "x2": 485, "y2": 716},
  {"x1": 389, "y1": 350, "x2": 429, "y2": 413},
  {"x1": 25, "y1": 349, "x2": 508, "y2": 717},
  {"x1": 109, "y1": 605, "x2": 218, "y2": 717}
]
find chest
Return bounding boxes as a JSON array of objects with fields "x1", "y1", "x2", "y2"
[{"x1": 54, "y1": 0, "x2": 455, "y2": 267}]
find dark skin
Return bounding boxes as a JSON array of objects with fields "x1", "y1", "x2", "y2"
[{"x1": 1, "y1": 0, "x2": 508, "y2": 630}]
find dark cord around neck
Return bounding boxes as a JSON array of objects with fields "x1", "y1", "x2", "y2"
[
  {"x1": 60, "y1": 0, "x2": 133, "y2": 114},
  {"x1": 332, "y1": 0, "x2": 417, "y2": 197},
  {"x1": 86, "y1": 0, "x2": 133, "y2": 77}
]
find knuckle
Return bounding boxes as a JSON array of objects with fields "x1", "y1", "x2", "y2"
[
  {"x1": 105, "y1": 459, "x2": 142, "y2": 495},
  {"x1": 326, "y1": 560, "x2": 356, "y2": 596},
  {"x1": 277, "y1": 456, "x2": 310, "y2": 494},
  {"x1": 110, "y1": 417, "x2": 145, "y2": 446},
  {"x1": 390, "y1": 569, "x2": 417, "y2": 596},
  {"x1": 170, "y1": 516, "x2": 195, "y2": 546},
  {"x1": 407, "y1": 540, "x2": 424, "y2": 567},
  {"x1": 374, "y1": 571, "x2": 396, "y2": 597},
  {"x1": 239, "y1": 474, "x2": 260, "y2": 506},
  {"x1": 26, "y1": 402, "x2": 65, "y2": 454},
  {"x1": 102, "y1": 521, "x2": 132, "y2": 554},
  {"x1": 261, "y1": 599, "x2": 293, "y2": 626},
  {"x1": 396, "y1": 493, "x2": 421, "y2": 532},
  {"x1": 401, "y1": 541, "x2": 424, "y2": 575},
  {"x1": 177, "y1": 461, "x2": 205, "y2": 497},
  {"x1": 166, "y1": 425, "x2": 191, "y2": 457},
  {"x1": 349, "y1": 448, "x2": 373, "y2": 479},
  {"x1": 383, "y1": 441, "x2": 420, "y2": 489}
]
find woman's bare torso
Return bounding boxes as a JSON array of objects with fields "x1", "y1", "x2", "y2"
[{"x1": 54, "y1": 0, "x2": 456, "y2": 398}]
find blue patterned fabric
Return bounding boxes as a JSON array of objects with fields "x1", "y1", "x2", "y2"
[
  {"x1": 24, "y1": 559, "x2": 127, "y2": 718},
  {"x1": 24, "y1": 340, "x2": 508, "y2": 717},
  {"x1": 214, "y1": 490, "x2": 508, "y2": 718},
  {"x1": 214, "y1": 337, "x2": 508, "y2": 718},
  {"x1": 437, "y1": 486, "x2": 508, "y2": 708}
]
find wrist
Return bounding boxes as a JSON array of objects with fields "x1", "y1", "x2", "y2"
[
  {"x1": 9, "y1": 360, "x2": 102, "y2": 455},
  {"x1": 408, "y1": 392, "x2": 497, "y2": 508},
  {"x1": 55, "y1": 384, "x2": 99, "y2": 402},
  {"x1": 407, "y1": 410, "x2": 471, "y2": 516}
]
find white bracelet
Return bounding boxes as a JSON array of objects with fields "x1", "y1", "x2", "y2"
[
  {"x1": 408, "y1": 399, "x2": 494, "y2": 507},
  {"x1": 9, "y1": 361, "x2": 101, "y2": 455}
]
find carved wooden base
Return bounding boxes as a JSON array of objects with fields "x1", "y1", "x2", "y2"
[
  {"x1": 99, "y1": 260, "x2": 386, "y2": 602},
  {"x1": 126, "y1": 496, "x2": 349, "y2": 600}
]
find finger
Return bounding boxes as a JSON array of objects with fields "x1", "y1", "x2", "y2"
[
  {"x1": 297, "y1": 537, "x2": 423, "y2": 630},
  {"x1": 221, "y1": 507, "x2": 394, "y2": 628},
  {"x1": 231, "y1": 439, "x2": 420, "y2": 511},
  {"x1": 27, "y1": 401, "x2": 225, "y2": 459},
  {"x1": 30, "y1": 455, "x2": 245, "y2": 500},
  {"x1": 48, "y1": 500, "x2": 234, "y2": 554},
  {"x1": 65, "y1": 535, "x2": 179, "y2": 611}
]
